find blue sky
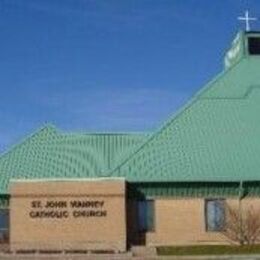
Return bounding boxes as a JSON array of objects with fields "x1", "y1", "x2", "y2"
[{"x1": 0, "y1": 0, "x2": 259, "y2": 151}]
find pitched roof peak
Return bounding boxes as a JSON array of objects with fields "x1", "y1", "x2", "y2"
[{"x1": 224, "y1": 31, "x2": 260, "y2": 69}]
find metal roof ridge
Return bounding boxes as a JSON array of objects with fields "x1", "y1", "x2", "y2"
[
  {"x1": 107, "y1": 58, "x2": 247, "y2": 176},
  {"x1": 59, "y1": 131, "x2": 149, "y2": 136},
  {"x1": 196, "y1": 57, "x2": 247, "y2": 99},
  {"x1": 0, "y1": 124, "x2": 58, "y2": 161}
]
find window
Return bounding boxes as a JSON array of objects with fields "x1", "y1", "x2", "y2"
[
  {"x1": 137, "y1": 200, "x2": 155, "y2": 232},
  {"x1": 248, "y1": 37, "x2": 260, "y2": 55},
  {"x1": 205, "y1": 199, "x2": 225, "y2": 232},
  {"x1": 0, "y1": 209, "x2": 9, "y2": 242}
]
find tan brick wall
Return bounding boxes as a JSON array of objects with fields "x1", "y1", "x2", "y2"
[
  {"x1": 146, "y1": 198, "x2": 236, "y2": 246},
  {"x1": 9, "y1": 180, "x2": 126, "y2": 252},
  {"x1": 9, "y1": 180, "x2": 260, "y2": 250}
]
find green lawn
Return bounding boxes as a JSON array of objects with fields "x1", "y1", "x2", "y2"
[{"x1": 157, "y1": 245, "x2": 260, "y2": 256}]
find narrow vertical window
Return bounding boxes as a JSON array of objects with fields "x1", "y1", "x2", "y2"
[
  {"x1": 137, "y1": 200, "x2": 155, "y2": 232},
  {"x1": 0, "y1": 209, "x2": 9, "y2": 242},
  {"x1": 205, "y1": 199, "x2": 225, "y2": 232}
]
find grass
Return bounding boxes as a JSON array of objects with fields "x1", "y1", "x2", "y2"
[{"x1": 157, "y1": 245, "x2": 260, "y2": 256}]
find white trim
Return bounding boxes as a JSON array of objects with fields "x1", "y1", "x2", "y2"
[{"x1": 9, "y1": 177, "x2": 126, "y2": 183}]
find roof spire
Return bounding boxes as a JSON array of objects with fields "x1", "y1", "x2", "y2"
[{"x1": 238, "y1": 10, "x2": 257, "y2": 31}]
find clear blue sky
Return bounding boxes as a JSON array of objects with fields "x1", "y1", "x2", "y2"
[{"x1": 0, "y1": 0, "x2": 259, "y2": 151}]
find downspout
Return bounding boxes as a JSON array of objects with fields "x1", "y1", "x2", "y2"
[{"x1": 238, "y1": 180, "x2": 244, "y2": 245}]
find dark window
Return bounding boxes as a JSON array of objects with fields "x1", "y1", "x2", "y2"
[
  {"x1": 137, "y1": 200, "x2": 155, "y2": 232},
  {"x1": 248, "y1": 37, "x2": 260, "y2": 55},
  {"x1": 0, "y1": 209, "x2": 9, "y2": 242},
  {"x1": 205, "y1": 199, "x2": 225, "y2": 232}
]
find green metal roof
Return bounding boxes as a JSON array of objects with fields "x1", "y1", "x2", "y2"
[
  {"x1": 112, "y1": 32, "x2": 260, "y2": 182},
  {"x1": 0, "y1": 126, "x2": 147, "y2": 193},
  {"x1": 1, "y1": 31, "x2": 260, "y2": 193}
]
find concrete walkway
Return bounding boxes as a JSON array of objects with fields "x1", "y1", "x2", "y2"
[{"x1": 1, "y1": 254, "x2": 260, "y2": 260}]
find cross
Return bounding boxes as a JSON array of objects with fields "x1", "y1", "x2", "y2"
[{"x1": 238, "y1": 10, "x2": 257, "y2": 31}]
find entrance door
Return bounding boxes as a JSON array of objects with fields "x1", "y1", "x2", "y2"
[{"x1": 137, "y1": 200, "x2": 155, "y2": 245}]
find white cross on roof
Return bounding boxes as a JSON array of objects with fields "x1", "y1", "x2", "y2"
[{"x1": 238, "y1": 10, "x2": 257, "y2": 31}]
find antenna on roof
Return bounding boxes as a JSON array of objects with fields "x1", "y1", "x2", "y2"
[{"x1": 238, "y1": 10, "x2": 257, "y2": 31}]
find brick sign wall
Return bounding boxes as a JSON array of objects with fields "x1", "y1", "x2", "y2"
[{"x1": 9, "y1": 180, "x2": 126, "y2": 252}]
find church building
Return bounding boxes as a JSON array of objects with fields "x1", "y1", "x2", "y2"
[{"x1": 1, "y1": 30, "x2": 260, "y2": 252}]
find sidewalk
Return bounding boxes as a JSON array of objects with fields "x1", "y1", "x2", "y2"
[{"x1": 1, "y1": 254, "x2": 260, "y2": 260}]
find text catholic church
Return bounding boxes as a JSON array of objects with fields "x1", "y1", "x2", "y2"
[{"x1": 1, "y1": 30, "x2": 260, "y2": 252}]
